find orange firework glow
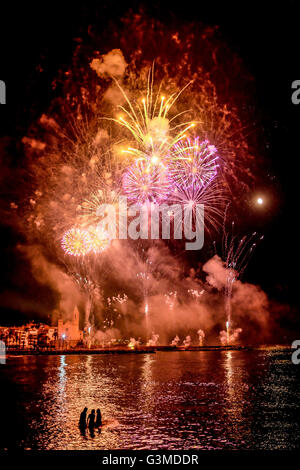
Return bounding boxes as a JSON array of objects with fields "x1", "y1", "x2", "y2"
[{"x1": 87, "y1": 226, "x2": 110, "y2": 254}]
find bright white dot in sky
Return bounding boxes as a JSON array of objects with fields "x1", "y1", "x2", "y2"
[{"x1": 257, "y1": 197, "x2": 263, "y2": 205}]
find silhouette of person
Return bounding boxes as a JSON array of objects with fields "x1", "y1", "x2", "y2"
[
  {"x1": 87, "y1": 409, "x2": 95, "y2": 428},
  {"x1": 87, "y1": 409, "x2": 96, "y2": 437},
  {"x1": 95, "y1": 408, "x2": 102, "y2": 428},
  {"x1": 79, "y1": 407, "x2": 88, "y2": 429}
]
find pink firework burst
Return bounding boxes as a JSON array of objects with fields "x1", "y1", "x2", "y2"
[
  {"x1": 167, "y1": 137, "x2": 219, "y2": 188},
  {"x1": 122, "y1": 160, "x2": 171, "y2": 204}
]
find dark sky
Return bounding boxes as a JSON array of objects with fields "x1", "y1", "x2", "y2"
[{"x1": 0, "y1": 1, "x2": 299, "y2": 329}]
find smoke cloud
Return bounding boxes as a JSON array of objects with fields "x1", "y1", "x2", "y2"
[
  {"x1": 90, "y1": 49, "x2": 127, "y2": 78},
  {"x1": 18, "y1": 244, "x2": 82, "y2": 320}
]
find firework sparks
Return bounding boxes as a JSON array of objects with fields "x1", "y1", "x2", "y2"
[
  {"x1": 164, "y1": 291, "x2": 177, "y2": 310},
  {"x1": 16, "y1": 36, "x2": 263, "y2": 346},
  {"x1": 112, "y1": 66, "x2": 195, "y2": 164},
  {"x1": 111, "y1": 293, "x2": 128, "y2": 304},
  {"x1": 197, "y1": 329, "x2": 205, "y2": 346},
  {"x1": 170, "y1": 335, "x2": 180, "y2": 346},
  {"x1": 167, "y1": 138, "x2": 219, "y2": 188},
  {"x1": 188, "y1": 289, "x2": 204, "y2": 299},
  {"x1": 87, "y1": 226, "x2": 110, "y2": 254},
  {"x1": 146, "y1": 332, "x2": 159, "y2": 346},
  {"x1": 122, "y1": 159, "x2": 171, "y2": 204},
  {"x1": 80, "y1": 188, "x2": 120, "y2": 226},
  {"x1": 220, "y1": 326, "x2": 242, "y2": 346},
  {"x1": 169, "y1": 178, "x2": 226, "y2": 235},
  {"x1": 128, "y1": 338, "x2": 139, "y2": 349},
  {"x1": 215, "y1": 217, "x2": 264, "y2": 344},
  {"x1": 61, "y1": 228, "x2": 92, "y2": 256},
  {"x1": 182, "y1": 335, "x2": 191, "y2": 348}
]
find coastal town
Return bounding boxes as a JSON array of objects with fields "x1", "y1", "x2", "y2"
[
  {"x1": 0, "y1": 306, "x2": 85, "y2": 350},
  {"x1": 0, "y1": 305, "x2": 246, "y2": 354}
]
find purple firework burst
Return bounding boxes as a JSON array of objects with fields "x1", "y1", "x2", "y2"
[
  {"x1": 122, "y1": 160, "x2": 172, "y2": 204},
  {"x1": 167, "y1": 137, "x2": 219, "y2": 188}
]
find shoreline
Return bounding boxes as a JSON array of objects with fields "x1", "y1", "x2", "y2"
[{"x1": 4, "y1": 345, "x2": 290, "y2": 355}]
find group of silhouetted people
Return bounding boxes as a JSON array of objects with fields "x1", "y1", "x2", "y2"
[{"x1": 79, "y1": 407, "x2": 102, "y2": 436}]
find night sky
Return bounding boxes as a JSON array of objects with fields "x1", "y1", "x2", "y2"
[{"x1": 0, "y1": 1, "x2": 299, "y2": 336}]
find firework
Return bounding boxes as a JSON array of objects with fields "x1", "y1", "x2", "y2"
[
  {"x1": 170, "y1": 335, "x2": 180, "y2": 346},
  {"x1": 17, "y1": 37, "x2": 260, "y2": 344},
  {"x1": 188, "y1": 289, "x2": 204, "y2": 299},
  {"x1": 80, "y1": 187, "x2": 120, "y2": 226},
  {"x1": 216, "y1": 219, "x2": 264, "y2": 344},
  {"x1": 220, "y1": 327, "x2": 242, "y2": 346},
  {"x1": 69, "y1": 270, "x2": 102, "y2": 329},
  {"x1": 222, "y1": 226, "x2": 264, "y2": 278},
  {"x1": 136, "y1": 255, "x2": 153, "y2": 332},
  {"x1": 146, "y1": 332, "x2": 159, "y2": 346},
  {"x1": 182, "y1": 335, "x2": 191, "y2": 347},
  {"x1": 111, "y1": 293, "x2": 128, "y2": 304},
  {"x1": 223, "y1": 229, "x2": 263, "y2": 325},
  {"x1": 87, "y1": 226, "x2": 110, "y2": 254},
  {"x1": 197, "y1": 329, "x2": 205, "y2": 346},
  {"x1": 167, "y1": 138, "x2": 219, "y2": 188},
  {"x1": 128, "y1": 338, "x2": 139, "y2": 349},
  {"x1": 226, "y1": 320, "x2": 230, "y2": 345},
  {"x1": 166, "y1": 137, "x2": 226, "y2": 235},
  {"x1": 122, "y1": 159, "x2": 171, "y2": 204},
  {"x1": 81, "y1": 188, "x2": 129, "y2": 239},
  {"x1": 112, "y1": 66, "x2": 196, "y2": 164},
  {"x1": 164, "y1": 291, "x2": 177, "y2": 310},
  {"x1": 169, "y1": 178, "x2": 226, "y2": 235},
  {"x1": 61, "y1": 228, "x2": 92, "y2": 256}
]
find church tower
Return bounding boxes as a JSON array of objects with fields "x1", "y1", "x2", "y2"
[{"x1": 73, "y1": 306, "x2": 80, "y2": 329}]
